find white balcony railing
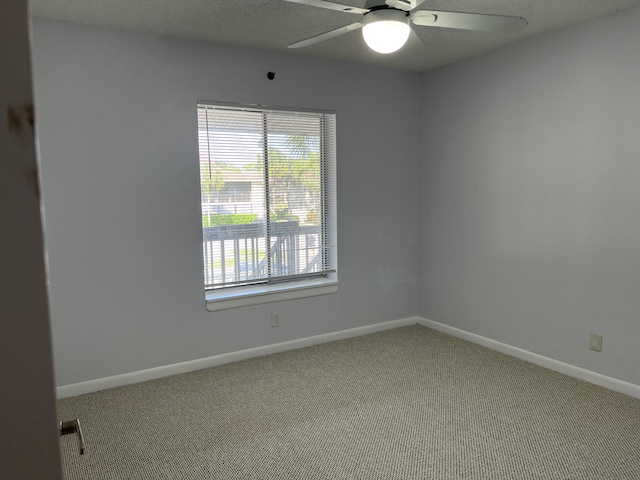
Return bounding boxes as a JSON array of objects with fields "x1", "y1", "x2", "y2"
[{"x1": 203, "y1": 221, "x2": 323, "y2": 289}]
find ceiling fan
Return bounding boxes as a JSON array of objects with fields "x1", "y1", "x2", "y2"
[{"x1": 284, "y1": 0, "x2": 528, "y2": 54}]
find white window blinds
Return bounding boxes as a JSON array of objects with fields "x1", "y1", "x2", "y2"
[{"x1": 197, "y1": 102, "x2": 337, "y2": 292}]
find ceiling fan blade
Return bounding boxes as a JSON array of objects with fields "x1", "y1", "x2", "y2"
[
  {"x1": 384, "y1": 0, "x2": 413, "y2": 11},
  {"x1": 411, "y1": 10, "x2": 528, "y2": 32},
  {"x1": 383, "y1": 0, "x2": 426, "y2": 12},
  {"x1": 288, "y1": 23, "x2": 362, "y2": 48},
  {"x1": 282, "y1": 0, "x2": 369, "y2": 15}
]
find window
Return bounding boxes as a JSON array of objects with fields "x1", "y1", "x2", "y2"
[{"x1": 197, "y1": 102, "x2": 338, "y2": 311}]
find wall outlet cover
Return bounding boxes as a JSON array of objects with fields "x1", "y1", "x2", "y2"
[{"x1": 590, "y1": 334, "x2": 602, "y2": 352}]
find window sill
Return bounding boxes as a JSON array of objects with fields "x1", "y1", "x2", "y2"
[{"x1": 205, "y1": 278, "x2": 339, "y2": 312}]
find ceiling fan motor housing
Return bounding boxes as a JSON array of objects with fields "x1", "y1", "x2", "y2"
[{"x1": 363, "y1": 6, "x2": 410, "y2": 25}]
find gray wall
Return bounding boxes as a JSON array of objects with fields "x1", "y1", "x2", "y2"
[
  {"x1": 33, "y1": 5, "x2": 640, "y2": 390},
  {"x1": 31, "y1": 20, "x2": 421, "y2": 387},
  {"x1": 419, "y1": 7, "x2": 640, "y2": 386}
]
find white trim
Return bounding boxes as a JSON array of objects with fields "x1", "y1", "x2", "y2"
[
  {"x1": 56, "y1": 316, "x2": 421, "y2": 399},
  {"x1": 416, "y1": 317, "x2": 640, "y2": 400},
  {"x1": 197, "y1": 100, "x2": 335, "y2": 116},
  {"x1": 57, "y1": 316, "x2": 640, "y2": 400},
  {"x1": 206, "y1": 279, "x2": 338, "y2": 312}
]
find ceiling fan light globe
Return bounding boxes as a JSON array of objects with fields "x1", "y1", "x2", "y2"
[{"x1": 362, "y1": 9, "x2": 410, "y2": 54}]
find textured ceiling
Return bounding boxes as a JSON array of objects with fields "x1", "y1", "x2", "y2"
[{"x1": 30, "y1": 0, "x2": 640, "y2": 72}]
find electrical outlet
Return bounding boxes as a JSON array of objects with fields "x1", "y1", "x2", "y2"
[
  {"x1": 590, "y1": 334, "x2": 602, "y2": 352},
  {"x1": 271, "y1": 313, "x2": 280, "y2": 328}
]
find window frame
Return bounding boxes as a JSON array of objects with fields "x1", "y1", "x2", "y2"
[{"x1": 197, "y1": 101, "x2": 338, "y2": 311}]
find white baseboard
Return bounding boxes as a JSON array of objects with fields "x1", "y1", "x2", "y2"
[
  {"x1": 58, "y1": 316, "x2": 640, "y2": 401},
  {"x1": 56, "y1": 316, "x2": 421, "y2": 399},
  {"x1": 416, "y1": 317, "x2": 640, "y2": 400}
]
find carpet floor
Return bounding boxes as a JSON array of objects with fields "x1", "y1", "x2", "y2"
[{"x1": 58, "y1": 325, "x2": 640, "y2": 479}]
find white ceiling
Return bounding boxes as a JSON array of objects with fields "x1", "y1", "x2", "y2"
[{"x1": 30, "y1": 0, "x2": 640, "y2": 72}]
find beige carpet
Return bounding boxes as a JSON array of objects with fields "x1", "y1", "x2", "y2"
[{"x1": 58, "y1": 325, "x2": 640, "y2": 479}]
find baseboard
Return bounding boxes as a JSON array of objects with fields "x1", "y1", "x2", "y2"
[
  {"x1": 58, "y1": 315, "x2": 640, "y2": 400},
  {"x1": 416, "y1": 317, "x2": 640, "y2": 400},
  {"x1": 56, "y1": 316, "x2": 421, "y2": 399}
]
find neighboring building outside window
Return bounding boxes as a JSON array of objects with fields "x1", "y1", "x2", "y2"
[{"x1": 197, "y1": 102, "x2": 338, "y2": 311}]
